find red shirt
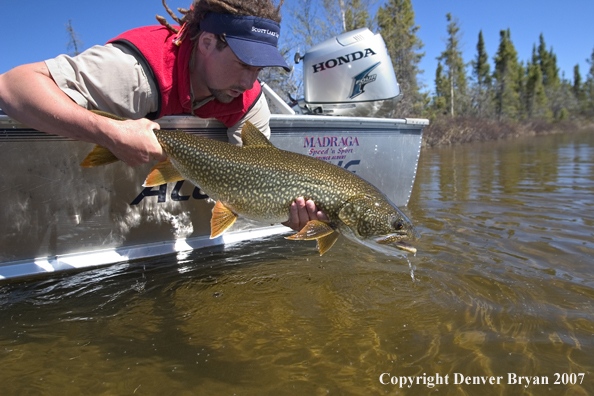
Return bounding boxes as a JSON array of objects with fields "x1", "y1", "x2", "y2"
[{"x1": 108, "y1": 26, "x2": 262, "y2": 126}]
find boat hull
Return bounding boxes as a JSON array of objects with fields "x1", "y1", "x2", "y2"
[{"x1": 0, "y1": 114, "x2": 426, "y2": 281}]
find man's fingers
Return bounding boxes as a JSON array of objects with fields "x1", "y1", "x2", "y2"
[
  {"x1": 305, "y1": 199, "x2": 317, "y2": 218},
  {"x1": 296, "y1": 197, "x2": 309, "y2": 229},
  {"x1": 316, "y1": 210, "x2": 329, "y2": 221},
  {"x1": 283, "y1": 197, "x2": 329, "y2": 232}
]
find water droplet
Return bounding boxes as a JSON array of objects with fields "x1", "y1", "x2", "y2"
[{"x1": 406, "y1": 256, "x2": 415, "y2": 282}]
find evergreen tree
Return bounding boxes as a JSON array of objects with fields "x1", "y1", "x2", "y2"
[
  {"x1": 437, "y1": 13, "x2": 468, "y2": 116},
  {"x1": 493, "y1": 29, "x2": 520, "y2": 119},
  {"x1": 432, "y1": 62, "x2": 448, "y2": 114},
  {"x1": 537, "y1": 34, "x2": 560, "y2": 88},
  {"x1": 537, "y1": 34, "x2": 569, "y2": 119},
  {"x1": 586, "y1": 47, "x2": 594, "y2": 117},
  {"x1": 344, "y1": 0, "x2": 371, "y2": 32},
  {"x1": 573, "y1": 64, "x2": 584, "y2": 100},
  {"x1": 524, "y1": 46, "x2": 548, "y2": 119},
  {"x1": 516, "y1": 60, "x2": 528, "y2": 118},
  {"x1": 471, "y1": 30, "x2": 492, "y2": 117},
  {"x1": 473, "y1": 31, "x2": 491, "y2": 87},
  {"x1": 556, "y1": 72, "x2": 579, "y2": 121},
  {"x1": 321, "y1": 0, "x2": 372, "y2": 35},
  {"x1": 377, "y1": 0, "x2": 426, "y2": 117},
  {"x1": 572, "y1": 64, "x2": 587, "y2": 114}
]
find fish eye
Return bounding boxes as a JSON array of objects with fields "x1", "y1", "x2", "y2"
[{"x1": 393, "y1": 219, "x2": 404, "y2": 230}]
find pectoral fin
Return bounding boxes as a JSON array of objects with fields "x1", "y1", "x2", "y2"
[
  {"x1": 316, "y1": 231, "x2": 340, "y2": 256},
  {"x1": 286, "y1": 221, "x2": 338, "y2": 255},
  {"x1": 143, "y1": 159, "x2": 184, "y2": 187},
  {"x1": 210, "y1": 201, "x2": 238, "y2": 238},
  {"x1": 286, "y1": 220, "x2": 335, "y2": 241},
  {"x1": 80, "y1": 145, "x2": 119, "y2": 167}
]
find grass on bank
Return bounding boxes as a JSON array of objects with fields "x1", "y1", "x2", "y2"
[{"x1": 422, "y1": 117, "x2": 594, "y2": 147}]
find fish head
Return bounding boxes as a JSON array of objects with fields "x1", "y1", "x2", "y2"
[{"x1": 338, "y1": 195, "x2": 420, "y2": 255}]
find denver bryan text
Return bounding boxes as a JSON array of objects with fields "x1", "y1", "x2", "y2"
[{"x1": 379, "y1": 372, "x2": 585, "y2": 389}]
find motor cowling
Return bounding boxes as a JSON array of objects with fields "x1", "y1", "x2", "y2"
[{"x1": 295, "y1": 28, "x2": 401, "y2": 117}]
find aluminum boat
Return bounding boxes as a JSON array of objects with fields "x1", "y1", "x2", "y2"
[{"x1": 0, "y1": 112, "x2": 426, "y2": 281}]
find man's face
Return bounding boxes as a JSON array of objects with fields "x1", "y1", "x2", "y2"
[{"x1": 193, "y1": 36, "x2": 263, "y2": 103}]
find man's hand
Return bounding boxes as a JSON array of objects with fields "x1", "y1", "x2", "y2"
[
  {"x1": 283, "y1": 197, "x2": 329, "y2": 231},
  {"x1": 101, "y1": 117, "x2": 167, "y2": 167}
]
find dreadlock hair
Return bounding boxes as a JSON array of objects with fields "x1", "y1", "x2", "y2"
[{"x1": 156, "y1": 0, "x2": 283, "y2": 49}]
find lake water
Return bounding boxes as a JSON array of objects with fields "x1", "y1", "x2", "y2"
[{"x1": 1, "y1": 131, "x2": 593, "y2": 395}]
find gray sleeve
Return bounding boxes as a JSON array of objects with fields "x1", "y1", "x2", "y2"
[
  {"x1": 226, "y1": 94, "x2": 272, "y2": 145},
  {"x1": 45, "y1": 43, "x2": 159, "y2": 119}
]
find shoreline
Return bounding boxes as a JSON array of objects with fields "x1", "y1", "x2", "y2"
[{"x1": 422, "y1": 117, "x2": 594, "y2": 148}]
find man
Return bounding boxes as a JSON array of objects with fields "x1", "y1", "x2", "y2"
[{"x1": 0, "y1": 0, "x2": 326, "y2": 231}]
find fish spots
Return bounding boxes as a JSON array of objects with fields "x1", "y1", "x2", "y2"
[{"x1": 153, "y1": 127, "x2": 417, "y2": 254}]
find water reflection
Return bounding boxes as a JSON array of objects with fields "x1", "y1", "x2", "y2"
[{"x1": 1, "y1": 132, "x2": 594, "y2": 395}]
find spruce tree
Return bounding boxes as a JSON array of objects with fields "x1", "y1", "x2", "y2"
[
  {"x1": 573, "y1": 64, "x2": 584, "y2": 102},
  {"x1": 474, "y1": 31, "x2": 491, "y2": 87},
  {"x1": 377, "y1": 0, "x2": 426, "y2": 117},
  {"x1": 572, "y1": 65, "x2": 587, "y2": 118},
  {"x1": 517, "y1": 60, "x2": 528, "y2": 118},
  {"x1": 344, "y1": 0, "x2": 371, "y2": 32},
  {"x1": 555, "y1": 72, "x2": 579, "y2": 121},
  {"x1": 493, "y1": 29, "x2": 520, "y2": 119},
  {"x1": 437, "y1": 13, "x2": 468, "y2": 116},
  {"x1": 472, "y1": 30, "x2": 492, "y2": 117},
  {"x1": 524, "y1": 46, "x2": 548, "y2": 119},
  {"x1": 433, "y1": 62, "x2": 448, "y2": 114},
  {"x1": 586, "y1": 47, "x2": 594, "y2": 117},
  {"x1": 537, "y1": 34, "x2": 560, "y2": 88},
  {"x1": 537, "y1": 34, "x2": 569, "y2": 119}
]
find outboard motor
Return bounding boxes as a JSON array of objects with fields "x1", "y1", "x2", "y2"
[{"x1": 294, "y1": 28, "x2": 402, "y2": 117}]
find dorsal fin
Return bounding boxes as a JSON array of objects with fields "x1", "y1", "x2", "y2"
[{"x1": 241, "y1": 121, "x2": 275, "y2": 148}]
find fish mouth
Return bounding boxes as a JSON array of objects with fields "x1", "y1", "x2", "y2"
[
  {"x1": 394, "y1": 241, "x2": 417, "y2": 254},
  {"x1": 375, "y1": 234, "x2": 417, "y2": 254}
]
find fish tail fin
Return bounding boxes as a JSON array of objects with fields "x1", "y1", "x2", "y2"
[
  {"x1": 80, "y1": 145, "x2": 120, "y2": 167},
  {"x1": 143, "y1": 159, "x2": 184, "y2": 187},
  {"x1": 210, "y1": 201, "x2": 238, "y2": 238}
]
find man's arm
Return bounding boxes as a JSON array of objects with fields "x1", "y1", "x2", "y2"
[{"x1": 0, "y1": 62, "x2": 166, "y2": 166}]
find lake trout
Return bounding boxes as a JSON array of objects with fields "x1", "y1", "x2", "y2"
[{"x1": 81, "y1": 112, "x2": 420, "y2": 256}]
